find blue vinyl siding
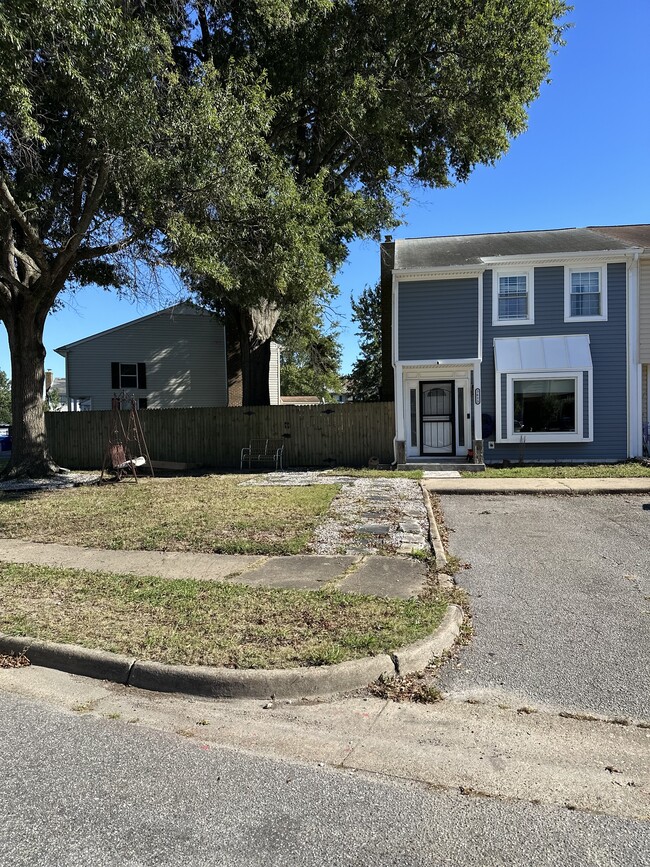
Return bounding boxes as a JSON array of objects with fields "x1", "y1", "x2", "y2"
[
  {"x1": 398, "y1": 278, "x2": 479, "y2": 360},
  {"x1": 482, "y1": 264, "x2": 627, "y2": 462}
]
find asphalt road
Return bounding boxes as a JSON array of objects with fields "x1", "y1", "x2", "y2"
[
  {"x1": 1, "y1": 691, "x2": 648, "y2": 867},
  {"x1": 439, "y1": 494, "x2": 650, "y2": 719}
]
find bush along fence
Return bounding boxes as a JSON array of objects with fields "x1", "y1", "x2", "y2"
[{"x1": 45, "y1": 402, "x2": 396, "y2": 471}]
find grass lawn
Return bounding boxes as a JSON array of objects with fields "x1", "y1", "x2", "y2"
[
  {"x1": 0, "y1": 562, "x2": 448, "y2": 668},
  {"x1": 324, "y1": 467, "x2": 423, "y2": 479},
  {"x1": 464, "y1": 462, "x2": 650, "y2": 478},
  {"x1": 0, "y1": 474, "x2": 339, "y2": 555}
]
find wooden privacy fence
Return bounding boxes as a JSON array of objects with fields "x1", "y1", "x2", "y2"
[{"x1": 45, "y1": 402, "x2": 396, "y2": 470}]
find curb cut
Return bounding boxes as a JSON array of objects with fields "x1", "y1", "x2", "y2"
[
  {"x1": 419, "y1": 481, "x2": 447, "y2": 569},
  {"x1": 0, "y1": 605, "x2": 463, "y2": 700}
]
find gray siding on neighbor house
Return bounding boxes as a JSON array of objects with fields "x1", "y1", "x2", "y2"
[
  {"x1": 269, "y1": 342, "x2": 281, "y2": 405},
  {"x1": 481, "y1": 264, "x2": 628, "y2": 462},
  {"x1": 398, "y1": 278, "x2": 479, "y2": 361},
  {"x1": 640, "y1": 258, "x2": 650, "y2": 363},
  {"x1": 65, "y1": 308, "x2": 228, "y2": 410}
]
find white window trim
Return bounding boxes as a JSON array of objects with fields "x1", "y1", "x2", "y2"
[
  {"x1": 119, "y1": 362, "x2": 138, "y2": 389},
  {"x1": 496, "y1": 369, "x2": 593, "y2": 444},
  {"x1": 492, "y1": 268, "x2": 534, "y2": 326},
  {"x1": 564, "y1": 264, "x2": 608, "y2": 323}
]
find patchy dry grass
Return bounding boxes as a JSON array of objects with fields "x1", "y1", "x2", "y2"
[
  {"x1": 465, "y1": 462, "x2": 650, "y2": 478},
  {"x1": 0, "y1": 474, "x2": 339, "y2": 555},
  {"x1": 0, "y1": 562, "x2": 448, "y2": 669}
]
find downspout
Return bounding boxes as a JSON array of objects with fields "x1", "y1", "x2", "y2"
[{"x1": 628, "y1": 253, "x2": 641, "y2": 457}]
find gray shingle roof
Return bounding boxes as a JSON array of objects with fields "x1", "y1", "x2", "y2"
[{"x1": 393, "y1": 225, "x2": 649, "y2": 271}]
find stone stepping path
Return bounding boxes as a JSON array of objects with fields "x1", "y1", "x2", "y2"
[{"x1": 241, "y1": 472, "x2": 430, "y2": 555}]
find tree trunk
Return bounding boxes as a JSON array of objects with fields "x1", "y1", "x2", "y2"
[
  {"x1": 2, "y1": 301, "x2": 59, "y2": 478},
  {"x1": 224, "y1": 300, "x2": 279, "y2": 406},
  {"x1": 241, "y1": 330, "x2": 272, "y2": 406}
]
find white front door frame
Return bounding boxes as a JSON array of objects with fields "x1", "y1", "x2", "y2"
[{"x1": 399, "y1": 362, "x2": 476, "y2": 460}]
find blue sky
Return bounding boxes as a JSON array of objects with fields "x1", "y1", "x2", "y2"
[{"x1": 3, "y1": 1, "x2": 649, "y2": 380}]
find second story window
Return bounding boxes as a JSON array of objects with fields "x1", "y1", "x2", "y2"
[
  {"x1": 493, "y1": 270, "x2": 534, "y2": 326},
  {"x1": 111, "y1": 362, "x2": 147, "y2": 390},
  {"x1": 119, "y1": 363, "x2": 138, "y2": 388},
  {"x1": 564, "y1": 268, "x2": 607, "y2": 321}
]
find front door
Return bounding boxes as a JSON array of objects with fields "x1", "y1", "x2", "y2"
[{"x1": 420, "y1": 381, "x2": 455, "y2": 455}]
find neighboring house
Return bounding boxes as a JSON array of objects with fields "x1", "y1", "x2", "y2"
[
  {"x1": 380, "y1": 225, "x2": 650, "y2": 465},
  {"x1": 44, "y1": 372, "x2": 68, "y2": 410},
  {"x1": 55, "y1": 303, "x2": 281, "y2": 410}
]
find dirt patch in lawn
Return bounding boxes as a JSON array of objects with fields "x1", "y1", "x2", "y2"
[
  {"x1": 0, "y1": 562, "x2": 448, "y2": 669},
  {"x1": 0, "y1": 474, "x2": 339, "y2": 555}
]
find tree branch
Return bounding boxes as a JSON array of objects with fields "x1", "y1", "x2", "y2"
[
  {"x1": 52, "y1": 159, "x2": 111, "y2": 284},
  {"x1": 0, "y1": 174, "x2": 48, "y2": 272},
  {"x1": 0, "y1": 266, "x2": 24, "y2": 297},
  {"x1": 75, "y1": 233, "x2": 139, "y2": 260}
]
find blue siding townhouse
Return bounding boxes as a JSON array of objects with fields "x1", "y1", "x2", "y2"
[{"x1": 379, "y1": 225, "x2": 650, "y2": 466}]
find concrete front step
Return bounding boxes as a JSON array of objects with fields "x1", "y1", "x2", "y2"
[{"x1": 397, "y1": 462, "x2": 485, "y2": 472}]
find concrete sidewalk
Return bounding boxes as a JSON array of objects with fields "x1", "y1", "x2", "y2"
[
  {"x1": 422, "y1": 476, "x2": 650, "y2": 494},
  {"x1": 0, "y1": 539, "x2": 428, "y2": 600}
]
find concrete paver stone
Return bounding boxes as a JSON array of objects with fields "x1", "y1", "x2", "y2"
[
  {"x1": 338, "y1": 556, "x2": 427, "y2": 600},
  {"x1": 356, "y1": 523, "x2": 391, "y2": 536},
  {"x1": 232, "y1": 555, "x2": 359, "y2": 590}
]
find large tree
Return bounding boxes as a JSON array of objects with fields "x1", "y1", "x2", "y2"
[
  {"x1": 0, "y1": 0, "x2": 269, "y2": 475},
  {"x1": 179, "y1": 0, "x2": 569, "y2": 401},
  {"x1": 0, "y1": 0, "x2": 569, "y2": 474}
]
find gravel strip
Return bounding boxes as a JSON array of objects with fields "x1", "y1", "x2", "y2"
[{"x1": 241, "y1": 472, "x2": 430, "y2": 555}]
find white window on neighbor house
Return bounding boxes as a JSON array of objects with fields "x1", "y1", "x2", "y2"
[
  {"x1": 119, "y1": 363, "x2": 138, "y2": 388},
  {"x1": 493, "y1": 270, "x2": 534, "y2": 325},
  {"x1": 565, "y1": 266, "x2": 607, "y2": 321},
  {"x1": 111, "y1": 361, "x2": 147, "y2": 391}
]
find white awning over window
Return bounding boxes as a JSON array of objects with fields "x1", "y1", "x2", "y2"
[{"x1": 494, "y1": 335, "x2": 592, "y2": 373}]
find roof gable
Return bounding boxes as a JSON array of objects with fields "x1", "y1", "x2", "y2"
[{"x1": 54, "y1": 301, "x2": 214, "y2": 355}]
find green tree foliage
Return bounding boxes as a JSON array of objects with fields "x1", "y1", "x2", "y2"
[
  {"x1": 178, "y1": 0, "x2": 569, "y2": 402},
  {"x1": 278, "y1": 309, "x2": 342, "y2": 400},
  {"x1": 0, "y1": 0, "x2": 569, "y2": 473},
  {"x1": 349, "y1": 283, "x2": 382, "y2": 402},
  {"x1": 0, "y1": 371, "x2": 11, "y2": 423},
  {"x1": 0, "y1": 0, "x2": 270, "y2": 475}
]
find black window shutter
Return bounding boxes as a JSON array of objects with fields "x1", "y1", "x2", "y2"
[
  {"x1": 111, "y1": 362, "x2": 120, "y2": 389},
  {"x1": 137, "y1": 363, "x2": 147, "y2": 389}
]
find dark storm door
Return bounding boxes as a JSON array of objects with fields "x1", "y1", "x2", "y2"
[{"x1": 420, "y1": 381, "x2": 455, "y2": 455}]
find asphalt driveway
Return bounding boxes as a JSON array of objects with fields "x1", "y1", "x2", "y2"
[{"x1": 438, "y1": 494, "x2": 650, "y2": 720}]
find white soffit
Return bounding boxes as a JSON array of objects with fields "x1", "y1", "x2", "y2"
[{"x1": 494, "y1": 335, "x2": 592, "y2": 372}]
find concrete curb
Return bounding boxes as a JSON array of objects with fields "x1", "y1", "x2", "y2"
[
  {"x1": 391, "y1": 605, "x2": 463, "y2": 675},
  {"x1": 0, "y1": 633, "x2": 135, "y2": 683},
  {"x1": 419, "y1": 480, "x2": 447, "y2": 569},
  {"x1": 422, "y1": 478, "x2": 650, "y2": 495},
  {"x1": 0, "y1": 605, "x2": 463, "y2": 700}
]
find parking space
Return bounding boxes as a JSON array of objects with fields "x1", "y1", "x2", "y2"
[{"x1": 438, "y1": 494, "x2": 650, "y2": 720}]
